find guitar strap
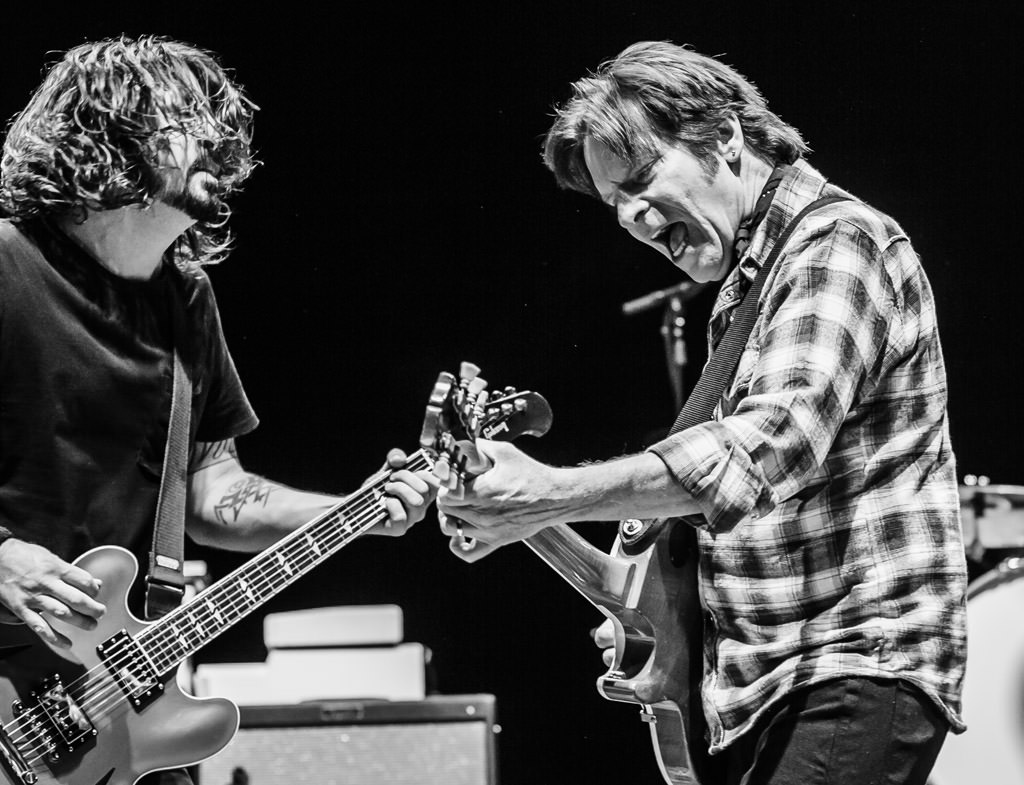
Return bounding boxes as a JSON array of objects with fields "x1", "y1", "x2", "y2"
[
  {"x1": 144, "y1": 278, "x2": 192, "y2": 620},
  {"x1": 619, "y1": 190, "x2": 850, "y2": 546},
  {"x1": 667, "y1": 192, "x2": 850, "y2": 436}
]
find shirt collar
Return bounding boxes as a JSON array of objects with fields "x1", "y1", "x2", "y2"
[{"x1": 707, "y1": 159, "x2": 831, "y2": 327}]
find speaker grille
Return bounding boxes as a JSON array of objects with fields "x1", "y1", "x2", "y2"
[{"x1": 197, "y1": 695, "x2": 497, "y2": 785}]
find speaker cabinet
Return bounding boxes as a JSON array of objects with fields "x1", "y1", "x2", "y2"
[{"x1": 197, "y1": 694, "x2": 498, "y2": 785}]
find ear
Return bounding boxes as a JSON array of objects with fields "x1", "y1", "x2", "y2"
[{"x1": 715, "y1": 113, "x2": 745, "y2": 164}]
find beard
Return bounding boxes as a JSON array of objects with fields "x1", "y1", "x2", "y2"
[
  {"x1": 146, "y1": 149, "x2": 226, "y2": 224},
  {"x1": 154, "y1": 162, "x2": 225, "y2": 223}
]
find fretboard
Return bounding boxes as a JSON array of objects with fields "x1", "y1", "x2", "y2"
[{"x1": 137, "y1": 450, "x2": 431, "y2": 674}]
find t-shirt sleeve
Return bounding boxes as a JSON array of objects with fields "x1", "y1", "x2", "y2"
[{"x1": 190, "y1": 274, "x2": 259, "y2": 443}]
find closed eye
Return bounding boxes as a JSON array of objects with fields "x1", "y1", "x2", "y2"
[{"x1": 620, "y1": 158, "x2": 659, "y2": 192}]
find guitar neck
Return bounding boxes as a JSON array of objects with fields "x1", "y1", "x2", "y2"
[
  {"x1": 136, "y1": 450, "x2": 430, "y2": 673},
  {"x1": 523, "y1": 524, "x2": 634, "y2": 611}
]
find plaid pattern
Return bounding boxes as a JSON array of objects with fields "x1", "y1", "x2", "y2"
[{"x1": 649, "y1": 160, "x2": 967, "y2": 753}]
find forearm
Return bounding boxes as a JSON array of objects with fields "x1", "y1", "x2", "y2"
[
  {"x1": 444, "y1": 442, "x2": 702, "y2": 534},
  {"x1": 553, "y1": 451, "x2": 703, "y2": 524},
  {"x1": 188, "y1": 471, "x2": 339, "y2": 552},
  {"x1": 186, "y1": 440, "x2": 435, "y2": 551}
]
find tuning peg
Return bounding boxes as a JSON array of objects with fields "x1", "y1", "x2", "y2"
[
  {"x1": 433, "y1": 455, "x2": 451, "y2": 483},
  {"x1": 467, "y1": 376, "x2": 488, "y2": 396},
  {"x1": 467, "y1": 390, "x2": 490, "y2": 435},
  {"x1": 460, "y1": 362, "x2": 481, "y2": 382}
]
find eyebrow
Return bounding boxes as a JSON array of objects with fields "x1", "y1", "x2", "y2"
[
  {"x1": 600, "y1": 156, "x2": 659, "y2": 206},
  {"x1": 624, "y1": 157, "x2": 659, "y2": 184}
]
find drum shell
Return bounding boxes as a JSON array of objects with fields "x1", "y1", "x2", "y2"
[{"x1": 929, "y1": 558, "x2": 1024, "y2": 785}]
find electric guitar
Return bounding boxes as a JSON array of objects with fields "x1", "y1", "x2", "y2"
[
  {"x1": 422, "y1": 362, "x2": 711, "y2": 785},
  {"x1": 0, "y1": 372, "x2": 540, "y2": 785}
]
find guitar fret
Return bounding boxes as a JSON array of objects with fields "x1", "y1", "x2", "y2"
[
  {"x1": 306, "y1": 532, "x2": 322, "y2": 555},
  {"x1": 238, "y1": 576, "x2": 257, "y2": 603},
  {"x1": 206, "y1": 599, "x2": 224, "y2": 625},
  {"x1": 274, "y1": 551, "x2": 294, "y2": 576}
]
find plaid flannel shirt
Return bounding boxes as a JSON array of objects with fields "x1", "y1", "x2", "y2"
[{"x1": 649, "y1": 160, "x2": 967, "y2": 753}]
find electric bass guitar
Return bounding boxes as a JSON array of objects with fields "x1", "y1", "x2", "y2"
[
  {"x1": 0, "y1": 372, "x2": 542, "y2": 785},
  {"x1": 422, "y1": 362, "x2": 711, "y2": 785}
]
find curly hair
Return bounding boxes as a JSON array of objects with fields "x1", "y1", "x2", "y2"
[
  {"x1": 0, "y1": 35, "x2": 258, "y2": 270},
  {"x1": 543, "y1": 41, "x2": 810, "y2": 199}
]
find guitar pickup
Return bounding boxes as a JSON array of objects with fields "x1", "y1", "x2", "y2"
[{"x1": 96, "y1": 629, "x2": 163, "y2": 711}]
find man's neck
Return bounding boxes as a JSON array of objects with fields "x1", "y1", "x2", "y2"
[
  {"x1": 59, "y1": 202, "x2": 195, "y2": 280},
  {"x1": 737, "y1": 153, "x2": 778, "y2": 226}
]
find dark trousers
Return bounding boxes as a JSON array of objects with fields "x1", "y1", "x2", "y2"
[{"x1": 717, "y1": 677, "x2": 949, "y2": 785}]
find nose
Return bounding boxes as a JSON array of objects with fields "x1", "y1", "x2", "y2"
[{"x1": 617, "y1": 194, "x2": 650, "y2": 232}]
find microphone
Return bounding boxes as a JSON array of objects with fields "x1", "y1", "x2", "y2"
[{"x1": 621, "y1": 280, "x2": 706, "y2": 316}]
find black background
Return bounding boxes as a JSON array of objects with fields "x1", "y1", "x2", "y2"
[{"x1": 2, "y1": 3, "x2": 1021, "y2": 783}]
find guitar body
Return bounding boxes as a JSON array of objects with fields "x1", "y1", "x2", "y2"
[
  {"x1": 600, "y1": 519, "x2": 709, "y2": 785},
  {"x1": 0, "y1": 367, "x2": 501, "y2": 785},
  {"x1": 525, "y1": 518, "x2": 711, "y2": 785},
  {"x1": 0, "y1": 547, "x2": 238, "y2": 785}
]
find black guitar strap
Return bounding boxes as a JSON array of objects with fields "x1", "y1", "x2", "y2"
[
  {"x1": 619, "y1": 192, "x2": 849, "y2": 546},
  {"x1": 667, "y1": 193, "x2": 849, "y2": 436},
  {"x1": 144, "y1": 279, "x2": 192, "y2": 620}
]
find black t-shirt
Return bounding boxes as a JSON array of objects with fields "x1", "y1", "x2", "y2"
[{"x1": 0, "y1": 217, "x2": 259, "y2": 564}]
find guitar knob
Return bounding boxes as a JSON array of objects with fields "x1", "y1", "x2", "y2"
[
  {"x1": 460, "y1": 361, "x2": 481, "y2": 381},
  {"x1": 621, "y1": 519, "x2": 645, "y2": 537}
]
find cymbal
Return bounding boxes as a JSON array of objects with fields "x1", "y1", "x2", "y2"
[
  {"x1": 959, "y1": 483, "x2": 1024, "y2": 502},
  {"x1": 960, "y1": 483, "x2": 1024, "y2": 550}
]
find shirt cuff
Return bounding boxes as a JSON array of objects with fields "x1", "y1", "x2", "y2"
[{"x1": 647, "y1": 421, "x2": 778, "y2": 529}]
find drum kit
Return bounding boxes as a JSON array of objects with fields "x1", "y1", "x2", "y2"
[{"x1": 929, "y1": 475, "x2": 1024, "y2": 785}]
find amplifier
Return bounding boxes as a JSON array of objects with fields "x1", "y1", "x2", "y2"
[{"x1": 197, "y1": 694, "x2": 498, "y2": 785}]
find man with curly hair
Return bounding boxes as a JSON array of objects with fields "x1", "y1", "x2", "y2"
[
  {"x1": 0, "y1": 36, "x2": 436, "y2": 785},
  {"x1": 436, "y1": 41, "x2": 967, "y2": 785}
]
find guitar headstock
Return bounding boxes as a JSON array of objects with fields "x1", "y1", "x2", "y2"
[{"x1": 420, "y1": 361, "x2": 553, "y2": 478}]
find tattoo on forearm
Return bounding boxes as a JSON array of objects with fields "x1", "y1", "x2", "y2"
[
  {"x1": 214, "y1": 475, "x2": 278, "y2": 524},
  {"x1": 190, "y1": 440, "x2": 238, "y2": 472}
]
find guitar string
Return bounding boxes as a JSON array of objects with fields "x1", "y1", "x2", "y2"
[
  {"x1": 5, "y1": 452, "x2": 435, "y2": 764},
  {"x1": 4, "y1": 461, "x2": 412, "y2": 759},
  {"x1": 5, "y1": 390, "x2": 472, "y2": 765},
  {"x1": 10, "y1": 385, "x2": 495, "y2": 766},
  {"x1": 136, "y1": 450, "x2": 433, "y2": 669},
  {"x1": 8, "y1": 494, "x2": 395, "y2": 764},
  {"x1": 54, "y1": 508, "x2": 382, "y2": 746}
]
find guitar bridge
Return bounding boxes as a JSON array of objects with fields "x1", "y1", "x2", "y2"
[
  {"x1": 11, "y1": 674, "x2": 96, "y2": 766},
  {"x1": 96, "y1": 629, "x2": 163, "y2": 711},
  {"x1": 0, "y1": 716, "x2": 37, "y2": 783}
]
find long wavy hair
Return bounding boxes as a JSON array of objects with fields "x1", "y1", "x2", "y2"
[
  {"x1": 0, "y1": 35, "x2": 258, "y2": 270},
  {"x1": 544, "y1": 41, "x2": 810, "y2": 198}
]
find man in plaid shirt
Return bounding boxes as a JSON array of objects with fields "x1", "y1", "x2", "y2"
[{"x1": 437, "y1": 41, "x2": 967, "y2": 785}]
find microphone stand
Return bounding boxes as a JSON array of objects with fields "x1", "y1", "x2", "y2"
[
  {"x1": 621, "y1": 280, "x2": 707, "y2": 413},
  {"x1": 662, "y1": 293, "x2": 688, "y2": 412}
]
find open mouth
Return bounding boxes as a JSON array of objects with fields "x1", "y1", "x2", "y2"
[{"x1": 653, "y1": 222, "x2": 689, "y2": 259}]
